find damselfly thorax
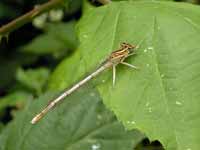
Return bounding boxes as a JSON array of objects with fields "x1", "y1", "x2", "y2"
[
  {"x1": 31, "y1": 42, "x2": 137, "y2": 124},
  {"x1": 107, "y1": 42, "x2": 135, "y2": 65}
]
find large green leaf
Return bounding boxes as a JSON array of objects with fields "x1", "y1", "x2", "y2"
[
  {"x1": 0, "y1": 86, "x2": 144, "y2": 150},
  {"x1": 48, "y1": 1, "x2": 200, "y2": 150}
]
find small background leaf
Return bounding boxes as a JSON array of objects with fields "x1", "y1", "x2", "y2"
[
  {"x1": 0, "y1": 3, "x2": 18, "y2": 18},
  {"x1": 16, "y1": 67, "x2": 50, "y2": 95},
  {"x1": 0, "y1": 59, "x2": 19, "y2": 89},
  {"x1": 0, "y1": 91, "x2": 32, "y2": 112},
  {"x1": 20, "y1": 22, "x2": 78, "y2": 58}
]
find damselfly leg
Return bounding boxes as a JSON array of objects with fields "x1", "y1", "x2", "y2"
[{"x1": 111, "y1": 45, "x2": 138, "y2": 86}]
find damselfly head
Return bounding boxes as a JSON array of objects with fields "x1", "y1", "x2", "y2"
[{"x1": 120, "y1": 42, "x2": 135, "y2": 52}]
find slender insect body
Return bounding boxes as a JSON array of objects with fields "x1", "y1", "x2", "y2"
[{"x1": 31, "y1": 42, "x2": 137, "y2": 124}]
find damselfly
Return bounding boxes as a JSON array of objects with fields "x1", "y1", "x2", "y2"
[{"x1": 31, "y1": 42, "x2": 137, "y2": 124}]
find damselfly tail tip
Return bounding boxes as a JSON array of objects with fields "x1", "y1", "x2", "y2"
[
  {"x1": 31, "y1": 113, "x2": 42, "y2": 124},
  {"x1": 31, "y1": 117, "x2": 37, "y2": 124}
]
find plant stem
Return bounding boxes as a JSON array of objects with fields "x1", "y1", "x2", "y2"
[{"x1": 0, "y1": 0, "x2": 63, "y2": 35}]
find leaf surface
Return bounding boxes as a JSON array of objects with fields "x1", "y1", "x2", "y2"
[
  {"x1": 48, "y1": 1, "x2": 200, "y2": 149},
  {"x1": 0, "y1": 86, "x2": 143, "y2": 150}
]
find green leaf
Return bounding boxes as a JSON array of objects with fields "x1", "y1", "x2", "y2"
[
  {"x1": 48, "y1": 1, "x2": 200, "y2": 150},
  {"x1": 48, "y1": 50, "x2": 84, "y2": 90},
  {"x1": 16, "y1": 67, "x2": 50, "y2": 95},
  {"x1": 63, "y1": 0, "x2": 82, "y2": 15},
  {"x1": 112, "y1": 0, "x2": 173, "y2": 2},
  {"x1": 0, "y1": 123, "x2": 4, "y2": 133},
  {"x1": 0, "y1": 3, "x2": 18, "y2": 18},
  {"x1": 0, "y1": 86, "x2": 144, "y2": 150},
  {"x1": 130, "y1": 0, "x2": 174, "y2": 1},
  {"x1": 20, "y1": 22, "x2": 78, "y2": 58},
  {"x1": 0, "y1": 91, "x2": 32, "y2": 112},
  {"x1": 0, "y1": 59, "x2": 19, "y2": 89}
]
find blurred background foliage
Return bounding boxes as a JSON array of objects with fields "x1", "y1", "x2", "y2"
[{"x1": 0, "y1": 0, "x2": 199, "y2": 149}]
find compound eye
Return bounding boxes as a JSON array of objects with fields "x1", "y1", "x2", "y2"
[
  {"x1": 120, "y1": 42, "x2": 128, "y2": 48},
  {"x1": 121, "y1": 42, "x2": 135, "y2": 49}
]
